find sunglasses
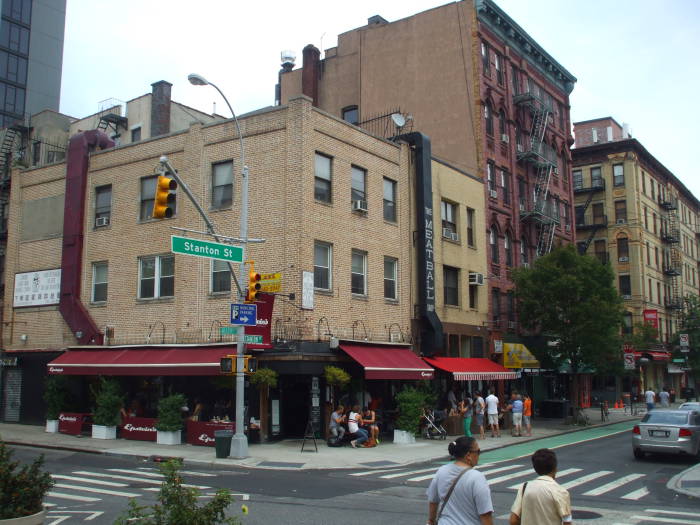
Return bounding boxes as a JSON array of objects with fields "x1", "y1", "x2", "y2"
[{"x1": 470, "y1": 449, "x2": 482, "y2": 455}]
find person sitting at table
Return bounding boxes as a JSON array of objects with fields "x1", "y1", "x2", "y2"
[
  {"x1": 329, "y1": 404, "x2": 346, "y2": 441},
  {"x1": 347, "y1": 404, "x2": 369, "y2": 448},
  {"x1": 190, "y1": 398, "x2": 206, "y2": 421},
  {"x1": 362, "y1": 406, "x2": 379, "y2": 446}
]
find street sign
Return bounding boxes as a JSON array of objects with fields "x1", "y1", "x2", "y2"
[
  {"x1": 244, "y1": 335, "x2": 263, "y2": 344},
  {"x1": 220, "y1": 326, "x2": 239, "y2": 335},
  {"x1": 259, "y1": 272, "x2": 281, "y2": 292},
  {"x1": 680, "y1": 333, "x2": 689, "y2": 347},
  {"x1": 623, "y1": 352, "x2": 635, "y2": 370},
  {"x1": 230, "y1": 303, "x2": 257, "y2": 326},
  {"x1": 171, "y1": 235, "x2": 243, "y2": 263}
]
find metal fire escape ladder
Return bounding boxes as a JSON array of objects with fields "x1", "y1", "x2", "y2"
[
  {"x1": 0, "y1": 127, "x2": 19, "y2": 178},
  {"x1": 668, "y1": 205, "x2": 682, "y2": 310}
]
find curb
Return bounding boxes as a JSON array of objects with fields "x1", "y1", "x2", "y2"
[{"x1": 668, "y1": 464, "x2": 700, "y2": 499}]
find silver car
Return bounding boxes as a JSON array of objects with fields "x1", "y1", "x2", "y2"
[
  {"x1": 632, "y1": 409, "x2": 700, "y2": 459},
  {"x1": 679, "y1": 402, "x2": 700, "y2": 411}
]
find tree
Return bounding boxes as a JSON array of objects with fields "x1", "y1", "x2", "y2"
[
  {"x1": 512, "y1": 245, "x2": 623, "y2": 408},
  {"x1": 675, "y1": 294, "x2": 700, "y2": 383}
]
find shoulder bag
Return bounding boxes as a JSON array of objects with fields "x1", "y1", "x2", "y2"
[{"x1": 436, "y1": 467, "x2": 471, "y2": 522}]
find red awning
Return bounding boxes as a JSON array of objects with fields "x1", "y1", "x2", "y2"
[
  {"x1": 633, "y1": 351, "x2": 671, "y2": 361},
  {"x1": 424, "y1": 357, "x2": 520, "y2": 381},
  {"x1": 339, "y1": 344, "x2": 434, "y2": 380},
  {"x1": 47, "y1": 346, "x2": 234, "y2": 376}
]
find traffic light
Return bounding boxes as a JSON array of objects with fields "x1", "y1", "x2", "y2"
[
  {"x1": 247, "y1": 266, "x2": 261, "y2": 302},
  {"x1": 244, "y1": 355, "x2": 257, "y2": 374},
  {"x1": 152, "y1": 174, "x2": 177, "y2": 219},
  {"x1": 219, "y1": 355, "x2": 256, "y2": 374},
  {"x1": 220, "y1": 355, "x2": 235, "y2": 374}
]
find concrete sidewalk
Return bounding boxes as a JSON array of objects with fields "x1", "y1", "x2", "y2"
[{"x1": 2, "y1": 406, "x2": 635, "y2": 471}]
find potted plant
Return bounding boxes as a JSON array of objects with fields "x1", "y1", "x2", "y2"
[
  {"x1": 91, "y1": 378, "x2": 122, "y2": 440},
  {"x1": 0, "y1": 441, "x2": 54, "y2": 524},
  {"x1": 324, "y1": 365, "x2": 350, "y2": 406},
  {"x1": 43, "y1": 376, "x2": 67, "y2": 433},
  {"x1": 394, "y1": 387, "x2": 425, "y2": 444},
  {"x1": 156, "y1": 393, "x2": 186, "y2": 445}
]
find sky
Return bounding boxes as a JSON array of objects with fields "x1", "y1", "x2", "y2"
[{"x1": 61, "y1": 0, "x2": 700, "y2": 196}]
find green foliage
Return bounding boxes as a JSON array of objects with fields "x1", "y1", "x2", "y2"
[
  {"x1": 157, "y1": 394, "x2": 187, "y2": 432},
  {"x1": 249, "y1": 368, "x2": 278, "y2": 389},
  {"x1": 92, "y1": 378, "x2": 123, "y2": 427},
  {"x1": 512, "y1": 245, "x2": 623, "y2": 375},
  {"x1": 395, "y1": 387, "x2": 427, "y2": 435},
  {"x1": 44, "y1": 375, "x2": 68, "y2": 420},
  {"x1": 0, "y1": 441, "x2": 54, "y2": 519},
  {"x1": 115, "y1": 459, "x2": 243, "y2": 525},
  {"x1": 676, "y1": 295, "x2": 700, "y2": 379},
  {"x1": 324, "y1": 366, "x2": 350, "y2": 388}
]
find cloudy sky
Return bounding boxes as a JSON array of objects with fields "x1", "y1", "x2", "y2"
[{"x1": 61, "y1": 0, "x2": 699, "y2": 195}]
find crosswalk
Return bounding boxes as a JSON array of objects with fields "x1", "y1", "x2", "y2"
[{"x1": 350, "y1": 461, "x2": 659, "y2": 503}]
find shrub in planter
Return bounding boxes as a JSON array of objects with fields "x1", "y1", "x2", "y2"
[
  {"x1": 324, "y1": 365, "x2": 350, "y2": 405},
  {"x1": 395, "y1": 387, "x2": 426, "y2": 436},
  {"x1": 0, "y1": 441, "x2": 54, "y2": 520},
  {"x1": 157, "y1": 394, "x2": 187, "y2": 432},
  {"x1": 43, "y1": 375, "x2": 68, "y2": 421},
  {"x1": 249, "y1": 368, "x2": 278, "y2": 389},
  {"x1": 92, "y1": 378, "x2": 123, "y2": 427}
]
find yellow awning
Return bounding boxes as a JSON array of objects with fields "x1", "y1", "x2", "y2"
[{"x1": 503, "y1": 343, "x2": 540, "y2": 369}]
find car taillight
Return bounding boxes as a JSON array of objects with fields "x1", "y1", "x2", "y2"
[
  {"x1": 679, "y1": 428, "x2": 692, "y2": 437},
  {"x1": 633, "y1": 425, "x2": 640, "y2": 434}
]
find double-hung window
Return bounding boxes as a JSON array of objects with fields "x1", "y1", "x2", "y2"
[
  {"x1": 139, "y1": 255, "x2": 174, "y2": 299},
  {"x1": 211, "y1": 260, "x2": 231, "y2": 293},
  {"x1": 487, "y1": 161, "x2": 495, "y2": 193},
  {"x1": 615, "y1": 200, "x2": 627, "y2": 223},
  {"x1": 384, "y1": 257, "x2": 397, "y2": 300},
  {"x1": 351, "y1": 249, "x2": 367, "y2": 295},
  {"x1": 383, "y1": 178, "x2": 397, "y2": 222},
  {"x1": 484, "y1": 103, "x2": 493, "y2": 136},
  {"x1": 441, "y1": 200, "x2": 457, "y2": 236},
  {"x1": 481, "y1": 42, "x2": 490, "y2": 74},
  {"x1": 504, "y1": 233, "x2": 513, "y2": 266},
  {"x1": 140, "y1": 175, "x2": 175, "y2": 220},
  {"x1": 92, "y1": 262, "x2": 108, "y2": 302},
  {"x1": 314, "y1": 153, "x2": 332, "y2": 203},
  {"x1": 466, "y1": 208, "x2": 475, "y2": 247},
  {"x1": 314, "y1": 241, "x2": 332, "y2": 291},
  {"x1": 495, "y1": 53, "x2": 503, "y2": 85},
  {"x1": 501, "y1": 169, "x2": 510, "y2": 205},
  {"x1": 94, "y1": 184, "x2": 112, "y2": 227},
  {"x1": 613, "y1": 164, "x2": 624, "y2": 186},
  {"x1": 573, "y1": 170, "x2": 582, "y2": 190},
  {"x1": 212, "y1": 161, "x2": 233, "y2": 209},
  {"x1": 351, "y1": 166, "x2": 367, "y2": 208},
  {"x1": 490, "y1": 228, "x2": 499, "y2": 263},
  {"x1": 618, "y1": 236, "x2": 629, "y2": 261},
  {"x1": 342, "y1": 106, "x2": 359, "y2": 125},
  {"x1": 443, "y1": 266, "x2": 459, "y2": 306}
]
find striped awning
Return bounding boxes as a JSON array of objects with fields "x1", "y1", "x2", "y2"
[{"x1": 424, "y1": 357, "x2": 520, "y2": 381}]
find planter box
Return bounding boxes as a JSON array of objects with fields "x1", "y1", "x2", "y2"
[
  {"x1": 157, "y1": 430, "x2": 182, "y2": 445},
  {"x1": 0, "y1": 508, "x2": 46, "y2": 524},
  {"x1": 91, "y1": 424, "x2": 117, "y2": 440},
  {"x1": 393, "y1": 429, "x2": 416, "y2": 444},
  {"x1": 45, "y1": 420, "x2": 58, "y2": 433}
]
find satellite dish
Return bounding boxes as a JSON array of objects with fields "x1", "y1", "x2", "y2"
[{"x1": 391, "y1": 113, "x2": 406, "y2": 128}]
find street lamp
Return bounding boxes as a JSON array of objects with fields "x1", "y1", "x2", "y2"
[{"x1": 189, "y1": 73, "x2": 250, "y2": 458}]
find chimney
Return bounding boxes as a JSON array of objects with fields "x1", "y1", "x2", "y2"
[
  {"x1": 302, "y1": 44, "x2": 321, "y2": 106},
  {"x1": 150, "y1": 80, "x2": 172, "y2": 137}
]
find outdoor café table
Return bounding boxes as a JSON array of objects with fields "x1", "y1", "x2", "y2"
[
  {"x1": 120, "y1": 416, "x2": 157, "y2": 441},
  {"x1": 186, "y1": 420, "x2": 234, "y2": 447},
  {"x1": 58, "y1": 412, "x2": 92, "y2": 435}
]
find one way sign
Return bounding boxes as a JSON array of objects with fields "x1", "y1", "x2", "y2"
[{"x1": 230, "y1": 303, "x2": 257, "y2": 326}]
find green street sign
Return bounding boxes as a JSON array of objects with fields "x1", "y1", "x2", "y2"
[
  {"x1": 673, "y1": 358, "x2": 686, "y2": 363},
  {"x1": 220, "y1": 326, "x2": 239, "y2": 335},
  {"x1": 217, "y1": 327, "x2": 263, "y2": 344},
  {"x1": 171, "y1": 236, "x2": 243, "y2": 263},
  {"x1": 244, "y1": 335, "x2": 263, "y2": 344}
]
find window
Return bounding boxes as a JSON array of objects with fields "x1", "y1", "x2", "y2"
[
  {"x1": 211, "y1": 161, "x2": 233, "y2": 209},
  {"x1": 504, "y1": 233, "x2": 513, "y2": 266},
  {"x1": 642, "y1": 171, "x2": 646, "y2": 194},
  {"x1": 613, "y1": 164, "x2": 624, "y2": 186},
  {"x1": 383, "y1": 178, "x2": 397, "y2": 222},
  {"x1": 351, "y1": 166, "x2": 367, "y2": 206},
  {"x1": 351, "y1": 250, "x2": 367, "y2": 295},
  {"x1": 314, "y1": 153, "x2": 332, "y2": 203},
  {"x1": 618, "y1": 236, "x2": 629, "y2": 261},
  {"x1": 653, "y1": 212, "x2": 657, "y2": 234},
  {"x1": 314, "y1": 241, "x2": 332, "y2": 291},
  {"x1": 511, "y1": 65, "x2": 520, "y2": 94},
  {"x1": 484, "y1": 103, "x2": 493, "y2": 136},
  {"x1": 490, "y1": 227, "x2": 499, "y2": 263},
  {"x1": 615, "y1": 200, "x2": 627, "y2": 223},
  {"x1": 139, "y1": 255, "x2": 174, "y2": 299},
  {"x1": 644, "y1": 207, "x2": 648, "y2": 229},
  {"x1": 210, "y1": 260, "x2": 231, "y2": 293},
  {"x1": 501, "y1": 169, "x2": 510, "y2": 204},
  {"x1": 47, "y1": 150, "x2": 65, "y2": 163},
  {"x1": 469, "y1": 283, "x2": 478, "y2": 309},
  {"x1": 2, "y1": 0, "x2": 32, "y2": 25},
  {"x1": 563, "y1": 202, "x2": 571, "y2": 230},
  {"x1": 655, "y1": 246, "x2": 659, "y2": 267},
  {"x1": 594, "y1": 240, "x2": 607, "y2": 264},
  {"x1": 481, "y1": 41, "x2": 490, "y2": 74},
  {"x1": 342, "y1": 106, "x2": 359, "y2": 125},
  {"x1": 131, "y1": 127, "x2": 141, "y2": 142},
  {"x1": 32, "y1": 141, "x2": 40, "y2": 165},
  {"x1": 492, "y1": 288, "x2": 501, "y2": 321},
  {"x1": 140, "y1": 175, "x2": 175, "y2": 220},
  {"x1": 443, "y1": 266, "x2": 459, "y2": 306},
  {"x1": 590, "y1": 167, "x2": 602, "y2": 187},
  {"x1": 495, "y1": 53, "x2": 503, "y2": 84},
  {"x1": 94, "y1": 184, "x2": 112, "y2": 226},
  {"x1": 466, "y1": 208, "x2": 475, "y2": 247},
  {"x1": 573, "y1": 170, "x2": 582, "y2": 190},
  {"x1": 623, "y1": 312, "x2": 633, "y2": 335},
  {"x1": 646, "y1": 242, "x2": 650, "y2": 265},
  {"x1": 92, "y1": 262, "x2": 108, "y2": 302},
  {"x1": 384, "y1": 257, "x2": 397, "y2": 300},
  {"x1": 498, "y1": 110, "x2": 506, "y2": 137},
  {"x1": 518, "y1": 178, "x2": 526, "y2": 210},
  {"x1": 487, "y1": 161, "x2": 495, "y2": 192},
  {"x1": 441, "y1": 200, "x2": 457, "y2": 234},
  {"x1": 650, "y1": 179, "x2": 655, "y2": 200},
  {"x1": 619, "y1": 275, "x2": 631, "y2": 297},
  {"x1": 507, "y1": 291, "x2": 515, "y2": 322},
  {"x1": 520, "y1": 237, "x2": 529, "y2": 265}
]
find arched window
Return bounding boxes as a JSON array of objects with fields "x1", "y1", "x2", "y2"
[
  {"x1": 520, "y1": 237, "x2": 529, "y2": 265},
  {"x1": 485, "y1": 103, "x2": 493, "y2": 136},
  {"x1": 504, "y1": 233, "x2": 513, "y2": 266},
  {"x1": 618, "y1": 235, "x2": 629, "y2": 262},
  {"x1": 490, "y1": 227, "x2": 499, "y2": 263}
]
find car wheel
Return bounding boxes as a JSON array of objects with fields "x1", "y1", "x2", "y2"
[{"x1": 633, "y1": 448, "x2": 645, "y2": 460}]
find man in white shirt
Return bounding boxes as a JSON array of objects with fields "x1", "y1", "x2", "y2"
[
  {"x1": 509, "y1": 448, "x2": 571, "y2": 525},
  {"x1": 645, "y1": 388, "x2": 656, "y2": 412},
  {"x1": 485, "y1": 389, "x2": 500, "y2": 438},
  {"x1": 658, "y1": 387, "x2": 670, "y2": 408}
]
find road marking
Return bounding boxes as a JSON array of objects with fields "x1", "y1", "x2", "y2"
[
  {"x1": 47, "y1": 491, "x2": 100, "y2": 502},
  {"x1": 350, "y1": 467, "x2": 408, "y2": 477},
  {"x1": 380, "y1": 467, "x2": 437, "y2": 479},
  {"x1": 488, "y1": 468, "x2": 533, "y2": 485},
  {"x1": 47, "y1": 511, "x2": 104, "y2": 523},
  {"x1": 621, "y1": 487, "x2": 650, "y2": 500},
  {"x1": 582, "y1": 473, "x2": 645, "y2": 496},
  {"x1": 507, "y1": 468, "x2": 582, "y2": 489},
  {"x1": 407, "y1": 473, "x2": 440, "y2": 482},
  {"x1": 560, "y1": 470, "x2": 612, "y2": 489},
  {"x1": 47, "y1": 517, "x2": 71, "y2": 525},
  {"x1": 479, "y1": 464, "x2": 525, "y2": 476},
  {"x1": 401, "y1": 463, "x2": 503, "y2": 482},
  {"x1": 178, "y1": 470, "x2": 217, "y2": 477},
  {"x1": 52, "y1": 474, "x2": 127, "y2": 487},
  {"x1": 630, "y1": 516, "x2": 700, "y2": 524},
  {"x1": 645, "y1": 509, "x2": 700, "y2": 518},
  {"x1": 108, "y1": 468, "x2": 163, "y2": 478},
  {"x1": 72, "y1": 470, "x2": 210, "y2": 489},
  {"x1": 53, "y1": 483, "x2": 141, "y2": 498},
  {"x1": 201, "y1": 492, "x2": 250, "y2": 500}
]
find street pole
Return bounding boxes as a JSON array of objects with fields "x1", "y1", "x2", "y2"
[{"x1": 189, "y1": 73, "x2": 249, "y2": 458}]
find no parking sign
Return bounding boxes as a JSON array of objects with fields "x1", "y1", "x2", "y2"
[{"x1": 623, "y1": 352, "x2": 635, "y2": 370}]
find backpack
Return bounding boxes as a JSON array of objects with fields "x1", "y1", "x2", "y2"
[{"x1": 327, "y1": 436, "x2": 343, "y2": 447}]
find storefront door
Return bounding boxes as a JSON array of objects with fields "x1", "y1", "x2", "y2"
[{"x1": 280, "y1": 376, "x2": 310, "y2": 438}]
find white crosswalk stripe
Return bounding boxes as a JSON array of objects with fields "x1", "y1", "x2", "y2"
[
  {"x1": 52, "y1": 483, "x2": 140, "y2": 498},
  {"x1": 488, "y1": 468, "x2": 534, "y2": 485},
  {"x1": 582, "y1": 473, "x2": 645, "y2": 496},
  {"x1": 350, "y1": 467, "x2": 407, "y2": 477},
  {"x1": 506, "y1": 468, "x2": 582, "y2": 489},
  {"x1": 479, "y1": 464, "x2": 525, "y2": 476},
  {"x1": 380, "y1": 467, "x2": 438, "y2": 479},
  {"x1": 621, "y1": 487, "x2": 650, "y2": 500},
  {"x1": 108, "y1": 468, "x2": 163, "y2": 478},
  {"x1": 47, "y1": 491, "x2": 100, "y2": 502},
  {"x1": 52, "y1": 474, "x2": 128, "y2": 487},
  {"x1": 630, "y1": 516, "x2": 700, "y2": 524},
  {"x1": 560, "y1": 470, "x2": 613, "y2": 489},
  {"x1": 73, "y1": 470, "x2": 210, "y2": 489}
]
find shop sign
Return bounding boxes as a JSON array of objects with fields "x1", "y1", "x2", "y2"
[
  {"x1": 259, "y1": 272, "x2": 281, "y2": 292},
  {"x1": 643, "y1": 309, "x2": 659, "y2": 329},
  {"x1": 302, "y1": 271, "x2": 314, "y2": 310},
  {"x1": 13, "y1": 269, "x2": 61, "y2": 307},
  {"x1": 493, "y1": 340, "x2": 503, "y2": 354},
  {"x1": 120, "y1": 418, "x2": 157, "y2": 441},
  {"x1": 0, "y1": 357, "x2": 18, "y2": 367}
]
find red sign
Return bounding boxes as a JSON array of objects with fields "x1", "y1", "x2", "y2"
[
  {"x1": 246, "y1": 293, "x2": 275, "y2": 348},
  {"x1": 120, "y1": 417, "x2": 157, "y2": 441},
  {"x1": 643, "y1": 309, "x2": 658, "y2": 329},
  {"x1": 58, "y1": 412, "x2": 91, "y2": 435},
  {"x1": 186, "y1": 420, "x2": 234, "y2": 447}
]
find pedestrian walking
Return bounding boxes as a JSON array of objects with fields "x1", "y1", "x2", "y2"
[
  {"x1": 426, "y1": 436, "x2": 494, "y2": 525},
  {"x1": 460, "y1": 392, "x2": 473, "y2": 437},
  {"x1": 659, "y1": 387, "x2": 670, "y2": 408},
  {"x1": 645, "y1": 387, "x2": 656, "y2": 412},
  {"x1": 485, "y1": 389, "x2": 500, "y2": 438},
  {"x1": 509, "y1": 392, "x2": 524, "y2": 437},
  {"x1": 522, "y1": 393, "x2": 532, "y2": 437},
  {"x1": 474, "y1": 390, "x2": 486, "y2": 440},
  {"x1": 509, "y1": 448, "x2": 572, "y2": 525}
]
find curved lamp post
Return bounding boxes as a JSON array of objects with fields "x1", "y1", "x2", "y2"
[{"x1": 189, "y1": 73, "x2": 249, "y2": 458}]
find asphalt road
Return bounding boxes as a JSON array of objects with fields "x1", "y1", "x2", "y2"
[{"x1": 8, "y1": 429, "x2": 700, "y2": 524}]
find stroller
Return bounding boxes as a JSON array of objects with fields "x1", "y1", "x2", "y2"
[{"x1": 422, "y1": 407, "x2": 447, "y2": 440}]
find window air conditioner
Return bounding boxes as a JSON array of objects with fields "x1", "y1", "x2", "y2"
[
  {"x1": 352, "y1": 200, "x2": 368, "y2": 212},
  {"x1": 616, "y1": 219, "x2": 626, "y2": 224},
  {"x1": 469, "y1": 272, "x2": 485, "y2": 285},
  {"x1": 519, "y1": 202, "x2": 525, "y2": 212},
  {"x1": 442, "y1": 227, "x2": 453, "y2": 238},
  {"x1": 450, "y1": 232, "x2": 460, "y2": 242},
  {"x1": 622, "y1": 294, "x2": 631, "y2": 300},
  {"x1": 489, "y1": 189, "x2": 498, "y2": 199},
  {"x1": 522, "y1": 262, "x2": 530, "y2": 268},
  {"x1": 516, "y1": 144, "x2": 524, "y2": 153},
  {"x1": 501, "y1": 134, "x2": 509, "y2": 143},
  {"x1": 95, "y1": 216, "x2": 110, "y2": 227},
  {"x1": 565, "y1": 224, "x2": 571, "y2": 232},
  {"x1": 553, "y1": 167, "x2": 559, "y2": 175},
  {"x1": 618, "y1": 256, "x2": 629, "y2": 262}
]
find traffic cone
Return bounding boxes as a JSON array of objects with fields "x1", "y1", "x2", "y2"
[{"x1": 614, "y1": 401, "x2": 619, "y2": 409}]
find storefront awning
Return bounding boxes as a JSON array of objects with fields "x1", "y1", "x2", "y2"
[
  {"x1": 424, "y1": 357, "x2": 520, "y2": 381},
  {"x1": 339, "y1": 344, "x2": 434, "y2": 380},
  {"x1": 47, "y1": 346, "x2": 234, "y2": 376},
  {"x1": 503, "y1": 343, "x2": 540, "y2": 369},
  {"x1": 633, "y1": 351, "x2": 671, "y2": 361}
]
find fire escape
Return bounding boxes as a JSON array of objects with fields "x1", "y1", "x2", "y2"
[
  {"x1": 574, "y1": 176, "x2": 606, "y2": 255},
  {"x1": 514, "y1": 89, "x2": 558, "y2": 257},
  {"x1": 660, "y1": 193, "x2": 683, "y2": 311}
]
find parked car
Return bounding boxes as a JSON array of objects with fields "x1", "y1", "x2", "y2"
[
  {"x1": 632, "y1": 409, "x2": 700, "y2": 459},
  {"x1": 679, "y1": 402, "x2": 700, "y2": 411}
]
